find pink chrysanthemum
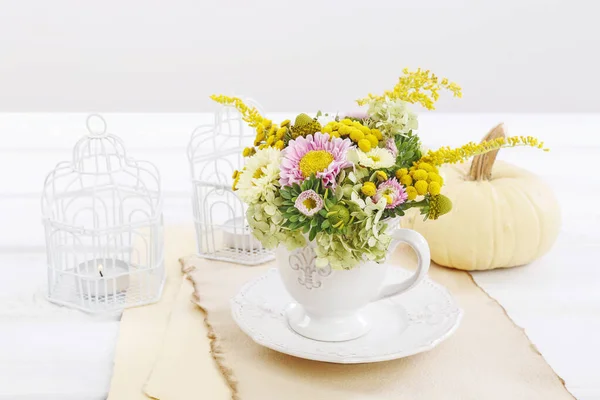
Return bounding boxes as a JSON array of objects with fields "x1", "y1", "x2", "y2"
[
  {"x1": 294, "y1": 190, "x2": 324, "y2": 217},
  {"x1": 373, "y1": 178, "x2": 408, "y2": 209},
  {"x1": 280, "y1": 132, "x2": 353, "y2": 187},
  {"x1": 385, "y1": 139, "x2": 398, "y2": 158}
]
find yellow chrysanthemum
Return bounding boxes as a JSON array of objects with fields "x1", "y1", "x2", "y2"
[
  {"x1": 428, "y1": 181, "x2": 441, "y2": 196},
  {"x1": 366, "y1": 134, "x2": 379, "y2": 147},
  {"x1": 358, "y1": 138, "x2": 371, "y2": 152},
  {"x1": 350, "y1": 129, "x2": 365, "y2": 142},
  {"x1": 361, "y1": 182, "x2": 377, "y2": 196},
  {"x1": 427, "y1": 172, "x2": 443, "y2": 185},
  {"x1": 371, "y1": 129, "x2": 383, "y2": 140},
  {"x1": 376, "y1": 171, "x2": 388, "y2": 181},
  {"x1": 418, "y1": 162, "x2": 434, "y2": 172},
  {"x1": 400, "y1": 174, "x2": 413, "y2": 186},
  {"x1": 406, "y1": 186, "x2": 418, "y2": 201},
  {"x1": 414, "y1": 180, "x2": 428, "y2": 195},
  {"x1": 412, "y1": 169, "x2": 428, "y2": 181},
  {"x1": 395, "y1": 168, "x2": 408, "y2": 179}
]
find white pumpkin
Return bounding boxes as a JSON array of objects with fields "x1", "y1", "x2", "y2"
[{"x1": 401, "y1": 123, "x2": 561, "y2": 271}]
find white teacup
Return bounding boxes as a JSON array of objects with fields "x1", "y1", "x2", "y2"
[{"x1": 276, "y1": 227, "x2": 430, "y2": 342}]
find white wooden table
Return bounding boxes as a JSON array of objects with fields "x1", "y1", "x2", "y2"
[{"x1": 0, "y1": 113, "x2": 597, "y2": 399}]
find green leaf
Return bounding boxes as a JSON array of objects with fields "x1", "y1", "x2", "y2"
[
  {"x1": 302, "y1": 224, "x2": 311, "y2": 233},
  {"x1": 289, "y1": 215, "x2": 299, "y2": 222},
  {"x1": 321, "y1": 220, "x2": 330, "y2": 229},
  {"x1": 309, "y1": 226, "x2": 318, "y2": 241}
]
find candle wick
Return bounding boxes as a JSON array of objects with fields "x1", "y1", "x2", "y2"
[{"x1": 99, "y1": 270, "x2": 104, "y2": 277}]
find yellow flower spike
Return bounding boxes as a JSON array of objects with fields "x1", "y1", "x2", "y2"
[
  {"x1": 356, "y1": 68, "x2": 462, "y2": 110},
  {"x1": 274, "y1": 140, "x2": 285, "y2": 150},
  {"x1": 414, "y1": 180, "x2": 428, "y2": 195},
  {"x1": 406, "y1": 186, "x2": 418, "y2": 201},
  {"x1": 266, "y1": 135, "x2": 275, "y2": 146},
  {"x1": 281, "y1": 119, "x2": 291, "y2": 127},
  {"x1": 419, "y1": 136, "x2": 549, "y2": 167},
  {"x1": 322, "y1": 125, "x2": 333, "y2": 134},
  {"x1": 428, "y1": 181, "x2": 441, "y2": 196},
  {"x1": 341, "y1": 118, "x2": 353, "y2": 125},
  {"x1": 361, "y1": 182, "x2": 377, "y2": 196},
  {"x1": 254, "y1": 132, "x2": 265, "y2": 146},
  {"x1": 395, "y1": 168, "x2": 408, "y2": 179},
  {"x1": 276, "y1": 127, "x2": 287, "y2": 140},
  {"x1": 210, "y1": 95, "x2": 267, "y2": 128},
  {"x1": 366, "y1": 134, "x2": 379, "y2": 147},
  {"x1": 242, "y1": 147, "x2": 256, "y2": 157},
  {"x1": 371, "y1": 128, "x2": 383, "y2": 140},
  {"x1": 400, "y1": 174, "x2": 413, "y2": 186},
  {"x1": 358, "y1": 138, "x2": 371, "y2": 152}
]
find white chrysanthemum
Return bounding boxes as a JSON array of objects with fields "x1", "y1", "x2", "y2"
[
  {"x1": 237, "y1": 147, "x2": 281, "y2": 203},
  {"x1": 348, "y1": 147, "x2": 395, "y2": 169}
]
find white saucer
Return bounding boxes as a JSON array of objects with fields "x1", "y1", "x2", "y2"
[{"x1": 231, "y1": 268, "x2": 463, "y2": 364}]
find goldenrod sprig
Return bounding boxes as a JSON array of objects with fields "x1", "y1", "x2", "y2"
[
  {"x1": 210, "y1": 94, "x2": 287, "y2": 156},
  {"x1": 356, "y1": 68, "x2": 462, "y2": 110},
  {"x1": 420, "y1": 136, "x2": 548, "y2": 167},
  {"x1": 210, "y1": 94, "x2": 267, "y2": 128}
]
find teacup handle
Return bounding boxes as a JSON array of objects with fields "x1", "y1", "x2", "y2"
[{"x1": 374, "y1": 228, "x2": 430, "y2": 301}]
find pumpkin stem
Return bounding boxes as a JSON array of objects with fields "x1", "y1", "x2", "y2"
[{"x1": 468, "y1": 123, "x2": 506, "y2": 181}]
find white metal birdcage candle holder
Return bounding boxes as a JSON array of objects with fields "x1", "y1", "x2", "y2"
[
  {"x1": 187, "y1": 100, "x2": 274, "y2": 265},
  {"x1": 42, "y1": 115, "x2": 165, "y2": 313}
]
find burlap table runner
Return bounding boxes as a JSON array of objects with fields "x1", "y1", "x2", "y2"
[{"x1": 141, "y1": 238, "x2": 573, "y2": 400}]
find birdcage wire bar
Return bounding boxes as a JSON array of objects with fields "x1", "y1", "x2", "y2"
[
  {"x1": 42, "y1": 115, "x2": 165, "y2": 313},
  {"x1": 188, "y1": 100, "x2": 274, "y2": 265}
]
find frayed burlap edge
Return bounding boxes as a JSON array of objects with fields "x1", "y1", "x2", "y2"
[{"x1": 180, "y1": 256, "x2": 240, "y2": 400}]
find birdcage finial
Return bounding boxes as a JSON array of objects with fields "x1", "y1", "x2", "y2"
[{"x1": 86, "y1": 114, "x2": 108, "y2": 137}]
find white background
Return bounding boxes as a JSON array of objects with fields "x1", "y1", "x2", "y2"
[{"x1": 0, "y1": 0, "x2": 599, "y2": 112}]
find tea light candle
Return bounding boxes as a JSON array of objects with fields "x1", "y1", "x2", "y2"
[
  {"x1": 222, "y1": 217, "x2": 261, "y2": 250},
  {"x1": 74, "y1": 258, "x2": 130, "y2": 298}
]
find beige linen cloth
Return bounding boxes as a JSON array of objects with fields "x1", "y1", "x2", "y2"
[{"x1": 109, "y1": 229, "x2": 573, "y2": 400}]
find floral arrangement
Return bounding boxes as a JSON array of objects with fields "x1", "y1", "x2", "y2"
[{"x1": 211, "y1": 68, "x2": 546, "y2": 269}]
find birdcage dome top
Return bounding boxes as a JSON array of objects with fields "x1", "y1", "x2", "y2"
[
  {"x1": 42, "y1": 115, "x2": 162, "y2": 232},
  {"x1": 68, "y1": 114, "x2": 130, "y2": 174}
]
